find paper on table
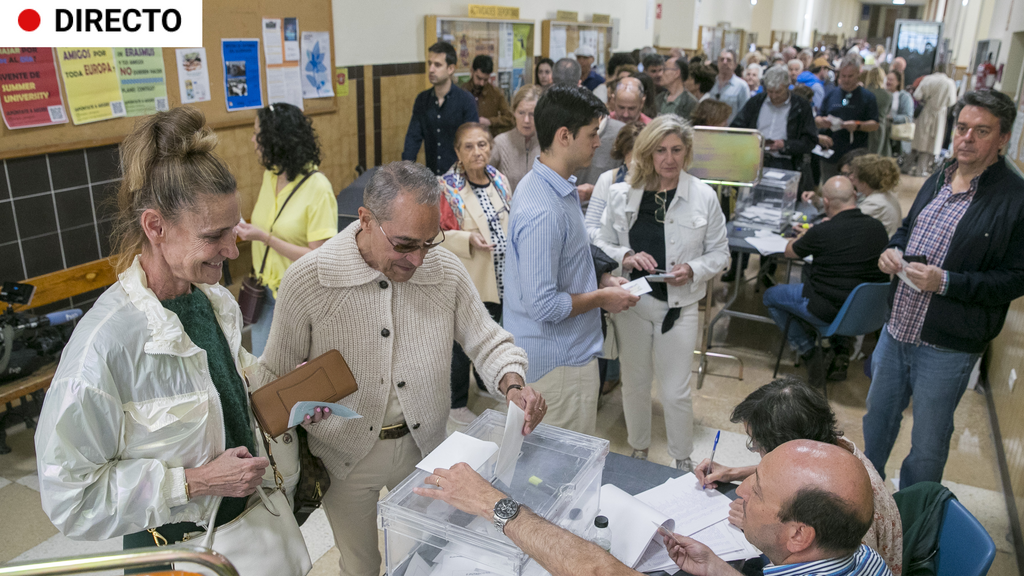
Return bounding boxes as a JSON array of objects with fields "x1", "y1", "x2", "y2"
[
  {"x1": 622, "y1": 277, "x2": 653, "y2": 296},
  {"x1": 635, "y1": 473, "x2": 733, "y2": 536},
  {"x1": 745, "y1": 235, "x2": 791, "y2": 256},
  {"x1": 417, "y1": 431, "x2": 498, "y2": 474},
  {"x1": 713, "y1": 521, "x2": 763, "y2": 561},
  {"x1": 763, "y1": 170, "x2": 786, "y2": 179},
  {"x1": 599, "y1": 484, "x2": 674, "y2": 568},
  {"x1": 896, "y1": 258, "x2": 922, "y2": 292},
  {"x1": 287, "y1": 401, "x2": 361, "y2": 428},
  {"x1": 494, "y1": 402, "x2": 525, "y2": 485}
]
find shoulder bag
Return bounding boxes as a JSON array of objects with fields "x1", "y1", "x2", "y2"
[
  {"x1": 891, "y1": 122, "x2": 916, "y2": 142},
  {"x1": 239, "y1": 171, "x2": 319, "y2": 325}
]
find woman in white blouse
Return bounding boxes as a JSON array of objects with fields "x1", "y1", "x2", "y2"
[
  {"x1": 849, "y1": 154, "x2": 903, "y2": 238},
  {"x1": 595, "y1": 115, "x2": 729, "y2": 471}
]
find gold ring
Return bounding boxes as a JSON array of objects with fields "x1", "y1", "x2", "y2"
[{"x1": 435, "y1": 477, "x2": 442, "y2": 488}]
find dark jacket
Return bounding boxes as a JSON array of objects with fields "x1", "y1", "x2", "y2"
[
  {"x1": 888, "y1": 157, "x2": 1024, "y2": 353},
  {"x1": 730, "y1": 92, "x2": 818, "y2": 162},
  {"x1": 892, "y1": 481, "x2": 955, "y2": 576}
]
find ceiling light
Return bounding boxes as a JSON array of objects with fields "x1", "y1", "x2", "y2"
[
  {"x1": 838, "y1": 22, "x2": 843, "y2": 27},
  {"x1": 962, "y1": 0, "x2": 969, "y2": 5},
  {"x1": 893, "y1": 0, "x2": 906, "y2": 4},
  {"x1": 854, "y1": 26, "x2": 859, "y2": 31}
]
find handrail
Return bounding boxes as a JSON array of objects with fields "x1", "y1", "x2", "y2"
[{"x1": 0, "y1": 546, "x2": 238, "y2": 576}]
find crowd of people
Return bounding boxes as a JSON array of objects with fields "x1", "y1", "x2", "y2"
[{"x1": 29, "y1": 36, "x2": 1024, "y2": 576}]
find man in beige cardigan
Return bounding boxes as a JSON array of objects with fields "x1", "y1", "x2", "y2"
[{"x1": 257, "y1": 161, "x2": 547, "y2": 576}]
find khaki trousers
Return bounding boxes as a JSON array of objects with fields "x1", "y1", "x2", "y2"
[
  {"x1": 530, "y1": 357, "x2": 599, "y2": 435},
  {"x1": 321, "y1": 434, "x2": 420, "y2": 576}
]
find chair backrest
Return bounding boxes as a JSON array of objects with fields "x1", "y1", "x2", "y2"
[
  {"x1": 825, "y1": 282, "x2": 892, "y2": 338},
  {"x1": 935, "y1": 499, "x2": 996, "y2": 576}
]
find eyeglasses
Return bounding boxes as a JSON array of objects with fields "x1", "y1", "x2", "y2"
[
  {"x1": 367, "y1": 208, "x2": 445, "y2": 254},
  {"x1": 655, "y1": 190, "x2": 668, "y2": 223}
]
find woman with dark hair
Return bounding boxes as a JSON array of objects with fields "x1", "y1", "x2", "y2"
[
  {"x1": 235, "y1": 102, "x2": 338, "y2": 355},
  {"x1": 695, "y1": 377, "x2": 904, "y2": 574},
  {"x1": 535, "y1": 57, "x2": 555, "y2": 88}
]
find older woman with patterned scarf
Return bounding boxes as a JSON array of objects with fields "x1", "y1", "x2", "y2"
[{"x1": 439, "y1": 122, "x2": 514, "y2": 425}]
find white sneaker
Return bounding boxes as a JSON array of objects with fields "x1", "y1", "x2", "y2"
[
  {"x1": 631, "y1": 449, "x2": 649, "y2": 461},
  {"x1": 674, "y1": 458, "x2": 695, "y2": 472},
  {"x1": 448, "y1": 407, "x2": 477, "y2": 426}
]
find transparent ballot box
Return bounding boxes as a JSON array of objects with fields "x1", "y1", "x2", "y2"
[
  {"x1": 379, "y1": 410, "x2": 610, "y2": 576},
  {"x1": 733, "y1": 168, "x2": 800, "y2": 232}
]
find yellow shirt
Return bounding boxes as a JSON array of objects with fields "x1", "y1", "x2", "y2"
[{"x1": 250, "y1": 168, "x2": 338, "y2": 297}]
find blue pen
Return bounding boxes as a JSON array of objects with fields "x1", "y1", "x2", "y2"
[{"x1": 702, "y1": 430, "x2": 721, "y2": 489}]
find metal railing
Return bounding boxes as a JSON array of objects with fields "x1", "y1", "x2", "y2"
[{"x1": 0, "y1": 546, "x2": 238, "y2": 576}]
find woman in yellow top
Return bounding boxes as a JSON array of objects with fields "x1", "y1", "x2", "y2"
[{"x1": 234, "y1": 103, "x2": 338, "y2": 355}]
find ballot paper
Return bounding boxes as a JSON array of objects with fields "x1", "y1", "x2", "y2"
[
  {"x1": 287, "y1": 401, "x2": 361, "y2": 428},
  {"x1": 622, "y1": 277, "x2": 653, "y2": 296},
  {"x1": 417, "y1": 431, "x2": 498, "y2": 474},
  {"x1": 811, "y1": 144, "x2": 835, "y2": 158},
  {"x1": 598, "y1": 484, "x2": 675, "y2": 568},
  {"x1": 494, "y1": 402, "x2": 526, "y2": 486},
  {"x1": 896, "y1": 258, "x2": 922, "y2": 292},
  {"x1": 745, "y1": 235, "x2": 791, "y2": 256}
]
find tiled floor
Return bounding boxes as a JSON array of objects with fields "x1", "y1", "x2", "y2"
[{"x1": 0, "y1": 174, "x2": 1018, "y2": 575}]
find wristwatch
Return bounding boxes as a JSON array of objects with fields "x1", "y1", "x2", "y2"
[{"x1": 492, "y1": 497, "x2": 521, "y2": 534}]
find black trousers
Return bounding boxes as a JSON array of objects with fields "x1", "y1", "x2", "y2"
[{"x1": 451, "y1": 301, "x2": 503, "y2": 409}]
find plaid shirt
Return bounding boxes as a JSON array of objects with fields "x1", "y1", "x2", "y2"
[{"x1": 888, "y1": 162, "x2": 979, "y2": 345}]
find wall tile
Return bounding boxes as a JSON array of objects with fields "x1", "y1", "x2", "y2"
[
  {"x1": 48, "y1": 150, "x2": 88, "y2": 191},
  {"x1": 0, "y1": 242, "x2": 24, "y2": 282},
  {"x1": 6, "y1": 155, "x2": 50, "y2": 198},
  {"x1": 0, "y1": 162, "x2": 9, "y2": 201},
  {"x1": 86, "y1": 144, "x2": 121, "y2": 182},
  {"x1": 21, "y1": 233, "x2": 63, "y2": 278},
  {"x1": 61, "y1": 225, "x2": 101, "y2": 268},
  {"x1": 55, "y1": 187, "x2": 94, "y2": 229},
  {"x1": 0, "y1": 202, "x2": 16, "y2": 245},
  {"x1": 13, "y1": 195, "x2": 57, "y2": 237}
]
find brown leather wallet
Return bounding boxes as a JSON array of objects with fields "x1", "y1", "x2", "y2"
[{"x1": 250, "y1": 349, "x2": 358, "y2": 437}]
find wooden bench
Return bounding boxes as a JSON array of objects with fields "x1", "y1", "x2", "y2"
[{"x1": 0, "y1": 258, "x2": 116, "y2": 453}]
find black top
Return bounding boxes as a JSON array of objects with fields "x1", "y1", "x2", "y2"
[
  {"x1": 791, "y1": 208, "x2": 889, "y2": 322},
  {"x1": 629, "y1": 189, "x2": 676, "y2": 302},
  {"x1": 818, "y1": 86, "x2": 879, "y2": 164},
  {"x1": 402, "y1": 84, "x2": 479, "y2": 175}
]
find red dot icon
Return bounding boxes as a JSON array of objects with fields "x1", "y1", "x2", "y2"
[{"x1": 18, "y1": 9, "x2": 41, "y2": 32}]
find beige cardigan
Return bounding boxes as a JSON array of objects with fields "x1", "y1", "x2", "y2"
[
  {"x1": 255, "y1": 221, "x2": 528, "y2": 480},
  {"x1": 440, "y1": 180, "x2": 510, "y2": 304}
]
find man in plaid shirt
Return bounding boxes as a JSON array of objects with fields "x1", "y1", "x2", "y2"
[{"x1": 863, "y1": 90, "x2": 1024, "y2": 488}]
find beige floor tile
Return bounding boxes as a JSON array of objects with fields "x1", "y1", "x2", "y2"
[{"x1": 0, "y1": 483, "x2": 58, "y2": 564}]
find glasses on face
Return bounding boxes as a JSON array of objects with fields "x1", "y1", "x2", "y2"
[{"x1": 367, "y1": 208, "x2": 445, "y2": 254}]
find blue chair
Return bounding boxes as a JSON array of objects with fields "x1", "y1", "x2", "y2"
[
  {"x1": 936, "y1": 498, "x2": 996, "y2": 576},
  {"x1": 772, "y1": 282, "x2": 891, "y2": 389}
]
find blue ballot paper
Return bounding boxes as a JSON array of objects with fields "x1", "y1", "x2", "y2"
[{"x1": 288, "y1": 401, "x2": 362, "y2": 428}]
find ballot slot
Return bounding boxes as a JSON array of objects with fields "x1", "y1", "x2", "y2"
[{"x1": 380, "y1": 409, "x2": 609, "y2": 576}]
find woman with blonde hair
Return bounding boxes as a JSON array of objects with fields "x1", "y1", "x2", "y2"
[
  {"x1": 865, "y1": 67, "x2": 893, "y2": 155},
  {"x1": 595, "y1": 115, "x2": 729, "y2": 470},
  {"x1": 491, "y1": 84, "x2": 544, "y2": 191},
  {"x1": 689, "y1": 99, "x2": 732, "y2": 127},
  {"x1": 849, "y1": 154, "x2": 903, "y2": 237}
]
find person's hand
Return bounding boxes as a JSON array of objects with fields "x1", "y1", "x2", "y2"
[
  {"x1": 904, "y1": 263, "x2": 943, "y2": 292},
  {"x1": 663, "y1": 532, "x2": 732, "y2": 576},
  {"x1": 601, "y1": 286, "x2": 640, "y2": 313},
  {"x1": 234, "y1": 220, "x2": 268, "y2": 243},
  {"x1": 814, "y1": 116, "x2": 831, "y2": 130},
  {"x1": 185, "y1": 446, "x2": 269, "y2": 498},
  {"x1": 479, "y1": 116, "x2": 492, "y2": 127},
  {"x1": 469, "y1": 232, "x2": 495, "y2": 252},
  {"x1": 841, "y1": 120, "x2": 859, "y2": 132},
  {"x1": 727, "y1": 498, "x2": 745, "y2": 529},
  {"x1": 801, "y1": 191, "x2": 817, "y2": 204},
  {"x1": 623, "y1": 251, "x2": 658, "y2": 273},
  {"x1": 577, "y1": 183, "x2": 595, "y2": 203},
  {"x1": 694, "y1": 460, "x2": 744, "y2": 489},
  {"x1": 500, "y1": 373, "x2": 547, "y2": 434},
  {"x1": 301, "y1": 406, "x2": 332, "y2": 429},
  {"x1": 769, "y1": 139, "x2": 786, "y2": 152},
  {"x1": 414, "y1": 462, "x2": 507, "y2": 519},
  {"x1": 666, "y1": 263, "x2": 693, "y2": 287},
  {"x1": 600, "y1": 273, "x2": 629, "y2": 289},
  {"x1": 878, "y1": 248, "x2": 903, "y2": 275},
  {"x1": 818, "y1": 134, "x2": 833, "y2": 149}
]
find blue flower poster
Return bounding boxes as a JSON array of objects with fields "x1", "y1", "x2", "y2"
[
  {"x1": 221, "y1": 39, "x2": 264, "y2": 111},
  {"x1": 300, "y1": 31, "x2": 333, "y2": 98}
]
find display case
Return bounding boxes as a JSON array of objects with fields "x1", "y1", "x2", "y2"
[
  {"x1": 541, "y1": 20, "x2": 612, "y2": 77},
  {"x1": 379, "y1": 410, "x2": 610, "y2": 576},
  {"x1": 733, "y1": 168, "x2": 800, "y2": 232}
]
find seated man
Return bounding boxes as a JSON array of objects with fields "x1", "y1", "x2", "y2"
[
  {"x1": 609, "y1": 77, "x2": 651, "y2": 125},
  {"x1": 461, "y1": 55, "x2": 515, "y2": 135},
  {"x1": 696, "y1": 377, "x2": 903, "y2": 574},
  {"x1": 762, "y1": 176, "x2": 889, "y2": 386},
  {"x1": 414, "y1": 439, "x2": 891, "y2": 576}
]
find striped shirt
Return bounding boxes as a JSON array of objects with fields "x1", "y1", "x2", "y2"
[
  {"x1": 764, "y1": 544, "x2": 893, "y2": 576},
  {"x1": 503, "y1": 158, "x2": 602, "y2": 383},
  {"x1": 888, "y1": 162, "x2": 978, "y2": 345}
]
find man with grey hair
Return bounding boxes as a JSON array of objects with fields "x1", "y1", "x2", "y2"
[
  {"x1": 708, "y1": 48, "x2": 749, "y2": 123},
  {"x1": 552, "y1": 57, "x2": 582, "y2": 87},
  {"x1": 787, "y1": 58, "x2": 804, "y2": 85},
  {"x1": 258, "y1": 160, "x2": 548, "y2": 576},
  {"x1": 815, "y1": 55, "x2": 879, "y2": 181},
  {"x1": 610, "y1": 76, "x2": 651, "y2": 125}
]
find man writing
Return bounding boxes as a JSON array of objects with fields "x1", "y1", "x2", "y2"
[
  {"x1": 815, "y1": 55, "x2": 879, "y2": 181},
  {"x1": 504, "y1": 85, "x2": 638, "y2": 435},
  {"x1": 402, "y1": 42, "x2": 479, "y2": 175},
  {"x1": 413, "y1": 440, "x2": 891, "y2": 576},
  {"x1": 708, "y1": 49, "x2": 750, "y2": 124},
  {"x1": 461, "y1": 55, "x2": 515, "y2": 135},
  {"x1": 656, "y1": 56, "x2": 698, "y2": 119}
]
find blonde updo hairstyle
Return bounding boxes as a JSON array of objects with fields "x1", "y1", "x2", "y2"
[
  {"x1": 111, "y1": 106, "x2": 237, "y2": 272},
  {"x1": 628, "y1": 114, "x2": 695, "y2": 191},
  {"x1": 851, "y1": 154, "x2": 901, "y2": 193}
]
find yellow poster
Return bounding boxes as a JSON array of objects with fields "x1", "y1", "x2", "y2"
[{"x1": 58, "y1": 47, "x2": 126, "y2": 125}]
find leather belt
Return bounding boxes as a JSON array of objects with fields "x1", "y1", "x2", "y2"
[{"x1": 379, "y1": 421, "x2": 410, "y2": 440}]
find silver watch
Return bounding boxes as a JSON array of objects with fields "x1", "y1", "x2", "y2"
[{"x1": 492, "y1": 497, "x2": 521, "y2": 534}]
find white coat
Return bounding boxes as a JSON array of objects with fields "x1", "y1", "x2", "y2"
[
  {"x1": 913, "y1": 72, "x2": 957, "y2": 156},
  {"x1": 35, "y1": 256, "x2": 260, "y2": 540},
  {"x1": 595, "y1": 170, "x2": 730, "y2": 308}
]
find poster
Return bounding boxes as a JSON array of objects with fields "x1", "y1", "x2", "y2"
[
  {"x1": 550, "y1": 27, "x2": 567, "y2": 61},
  {"x1": 115, "y1": 48, "x2": 168, "y2": 117},
  {"x1": 222, "y1": 39, "x2": 264, "y2": 112},
  {"x1": 335, "y1": 67, "x2": 349, "y2": 97},
  {"x1": 512, "y1": 25, "x2": 530, "y2": 69},
  {"x1": 58, "y1": 47, "x2": 126, "y2": 125},
  {"x1": 499, "y1": 24, "x2": 514, "y2": 69},
  {"x1": 512, "y1": 67, "x2": 525, "y2": 95},
  {"x1": 498, "y1": 71, "x2": 512, "y2": 103},
  {"x1": 0, "y1": 48, "x2": 68, "y2": 130},
  {"x1": 300, "y1": 31, "x2": 333, "y2": 99},
  {"x1": 175, "y1": 48, "x2": 211, "y2": 104},
  {"x1": 284, "y1": 18, "x2": 300, "y2": 62},
  {"x1": 262, "y1": 18, "x2": 284, "y2": 65}
]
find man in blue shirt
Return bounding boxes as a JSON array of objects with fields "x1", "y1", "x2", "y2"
[
  {"x1": 402, "y1": 42, "x2": 479, "y2": 175},
  {"x1": 815, "y1": 56, "x2": 879, "y2": 182},
  {"x1": 503, "y1": 85, "x2": 638, "y2": 434},
  {"x1": 576, "y1": 45, "x2": 605, "y2": 91}
]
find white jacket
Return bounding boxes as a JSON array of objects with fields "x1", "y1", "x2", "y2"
[
  {"x1": 35, "y1": 256, "x2": 259, "y2": 540},
  {"x1": 595, "y1": 170, "x2": 730, "y2": 308}
]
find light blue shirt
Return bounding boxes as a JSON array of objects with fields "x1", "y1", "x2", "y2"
[
  {"x1": 503, "y1": 158, "x2": 602, "y2": 383},
  {"x1": 764, "y1": 544, "x2": 892, "y2": 576},
  {"x1": 709, "y1": 74, "x2": 751, "y2": 124}
]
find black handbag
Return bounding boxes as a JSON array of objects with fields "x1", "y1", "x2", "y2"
[{"x1": 292, "y1": 426, "x2": 331, "y2": 525}]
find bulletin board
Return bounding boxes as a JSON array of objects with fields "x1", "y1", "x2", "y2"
[
  {"x1": 697, "y1": 26, "x2": 747, "y2": 60},
  {"x1": 425, "y1": 16, "x2": 536, "y2": 104},
  {"x1": 541, "y1": 20, "x2": 613, "y2": 77},
  {"x1": 0, "y1": 0, "x2": 337, "y2": 160}
]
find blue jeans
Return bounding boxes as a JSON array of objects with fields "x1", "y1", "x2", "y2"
[
  {"x1": 762, "y1": 284, "x2": 830, "y2": 356},
  {"x1": 863, "y1": 326, "x2": 980, "y2": 488},
  {"x1": 249, "y1": 287, "x2": 276, "y2": 357}
]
